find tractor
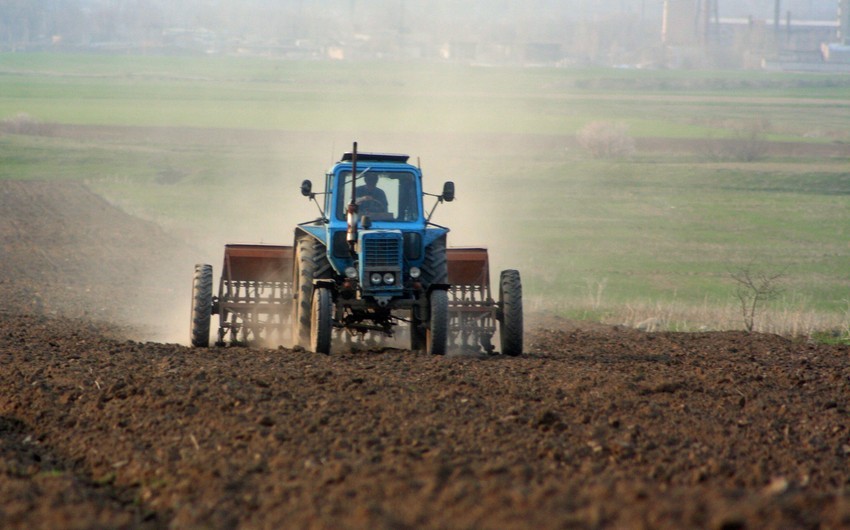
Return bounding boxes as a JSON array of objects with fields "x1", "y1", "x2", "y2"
[{"x1": 190, "y1": 143, "x2": 523, "y2": 355}]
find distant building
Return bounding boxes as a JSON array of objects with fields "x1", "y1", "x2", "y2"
[
  {"x1": 662, "y1": 0, "x2": 699, "y2": 46},
  {"x1": 662, "y1": 0, "x2": 719, "y2": 46},
  {"x1": 441, "y1": 41, "x2": 477, "y2": 62},
  {"x1": 821, "y1": 43, "x2": 850, "y2": 63},
  {"x1": 524, "y1": 43, "x2": 562, "y2": 64}
]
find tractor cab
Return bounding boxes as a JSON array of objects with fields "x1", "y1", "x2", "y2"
[{"x1": 299, "y1": 150, "x2": 452, "y2": 306}]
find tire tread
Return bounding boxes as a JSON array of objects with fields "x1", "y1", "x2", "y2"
[
  {"x1": 191, "y1": 264, "x2": 213, "y2": 347},
  {"x1": 499, "y1": 269, "x2": 523, "y2": 356}
]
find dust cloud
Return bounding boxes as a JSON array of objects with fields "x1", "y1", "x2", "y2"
[
  {"x1": 0, "y1": 179, "x2": 196, "y2": 343},
  {"x1": 0, "y1": 72, "x2": 535, "y2": 347},
  {"x1": 134, "y1": 129, "x2": 526, "y2": 347}
]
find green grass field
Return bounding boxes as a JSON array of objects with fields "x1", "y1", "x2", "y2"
[{"x1": 2, "y1": 53, "x2": 849, "y2": 336}]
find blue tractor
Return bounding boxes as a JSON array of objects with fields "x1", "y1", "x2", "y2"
[{"x1": 190, "y1": 143, "x2": 523, "y2": 355}]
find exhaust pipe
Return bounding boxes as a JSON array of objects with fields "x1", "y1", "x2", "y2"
[{"x1": 346, "y1": 141, "x2": 358, "y2": 255}]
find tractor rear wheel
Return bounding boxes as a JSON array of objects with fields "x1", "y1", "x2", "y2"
[
  {"x1": 310, "y1": 286, "x2": 333, "y2": 354},
  {"x1": 426, "y1": 289, "x2": 448, "y2": 355},
  {"x1": 420, "y1": 237, "x2": 448, "y2": 354},
  {"x1": 293, "y1": 236, "x2": 332, "y2": 348},
  {"x1": 499, "y1": 269, "x2": 523, "y2": 356},
  {"x1": 190, "y1": 264, "x2": 213, "y2": 347},
  {"x1": 421, "y1": 235, "x2": 448, "y2": 288}
]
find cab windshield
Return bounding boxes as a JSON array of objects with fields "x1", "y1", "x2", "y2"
[{"x1": 336, "y1": 170, "x2": 419, "y2": 222}]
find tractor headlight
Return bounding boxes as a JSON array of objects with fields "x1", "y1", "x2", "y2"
[
  {"x1": 409, "y1": 267, "x2": 421, "y2": 279},
  {"x1": 383, "y1": 272, "x2": 395, "y2": 285},
  {"x1": 345, "y1": 266, "x2": 358, "y2": 279},
  {"x1": 370, "y1": 272, "x2": 383, "y2": 285}
]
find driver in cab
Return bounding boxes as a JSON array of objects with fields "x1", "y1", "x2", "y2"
[{"x1": 355, "y1": 173, "x2": 388, "y2": 215}]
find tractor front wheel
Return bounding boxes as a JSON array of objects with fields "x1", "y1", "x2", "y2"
[
  {"x1": 410, "y1": 305, "x2": 426, "y2": 351},
  {"x1": 426, "y1": 289, "x2": 448, "y2": 355},
  {"x1": 190, "y1": 264, "x2": 213, "y2": 347},
  {"x1": 499, "y1": 269, "x2": 523, "y2": 356},
  {"x1": 310, "y1": 286, "x2": 333, "y2": 354}
]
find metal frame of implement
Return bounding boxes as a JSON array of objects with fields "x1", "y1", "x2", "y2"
[{"x1": 216, "y1": 244, "x2": 293, "y2": 345}]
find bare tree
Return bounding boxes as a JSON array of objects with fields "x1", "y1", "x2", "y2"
[
  {"x1": 577, "y1": 121, "x2": 636, "y2": 159},
  {"x1": 730, "y1": 263, "x2": 786, "y2": 332}
]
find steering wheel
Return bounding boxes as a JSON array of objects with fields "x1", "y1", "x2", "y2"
[{"x1": 356, "y1": 196, "x2": 385, "y2": 213}]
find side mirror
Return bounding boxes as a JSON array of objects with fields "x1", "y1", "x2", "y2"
[
  {"x1": 442, "y1": 181, "x2": 455, "y2": 202},
  {"x1": 300, "y1": 179, "x2": 313, "y2": 197}
]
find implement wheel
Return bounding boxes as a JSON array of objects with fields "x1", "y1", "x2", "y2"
[
  {"x1": 499, "y1": 269, "x2": 523, "y2": 356},
  {"x1": 190, "y1": 264, "x2": 213, "y2": 347},
  {"x1": 310, "y1": 286, "x2": 333, "y2": 354},
  {"x1": 427, "y1": 290, "x2": 448, "y2": 355}
]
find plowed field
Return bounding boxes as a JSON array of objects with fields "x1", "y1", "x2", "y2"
[{"x1": 1, "y1": 181, "x2": 849, "y2": 529}]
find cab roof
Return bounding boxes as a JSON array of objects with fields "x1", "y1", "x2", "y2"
[{"x1": 340, "y1": 152, "x2": 410, "y2": 164}]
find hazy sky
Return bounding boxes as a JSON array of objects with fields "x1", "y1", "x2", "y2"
[
  {"x1": 3, "y1": 0, "x2": 841, "y2": 51},
  {"x1": 72, "y1": 0, "x2": 838, "y2": 21}
]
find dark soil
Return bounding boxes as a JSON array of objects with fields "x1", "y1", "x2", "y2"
[{"x1": 2, "y1": 180, "x2": 849, "y2": 529}]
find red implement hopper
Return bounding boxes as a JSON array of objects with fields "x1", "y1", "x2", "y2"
[
  {"x1": 216, "y1": 244, "x2": 294, "y2": 346},
  {"x1": 446, "y1": 248, "x2": 498, "y2": 353}
]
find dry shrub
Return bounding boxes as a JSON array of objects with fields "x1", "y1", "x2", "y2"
[
  {"x1": 526, "y1": 295, "x2": 849, "y2": 338},
  {"x1": 1, "y1": 112, "x2": 56, "y2": 136},
  {"x1": 727, "y1": 118, "x2": 770, "y2": 162},
  {"x1": 577, "y1": 121, "x2": 635, "y2": 159},
  {"x1": 699, "y1": 118, "x2": 771, "y2": 162}
]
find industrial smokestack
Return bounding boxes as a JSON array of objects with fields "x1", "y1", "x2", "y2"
[
  {"x1": 662, "y1": 0, "x2": 701, "y2": 46},
  {"x1": 841, "y1": 0, "x2": 850, "y2": 45},
  {"x1": 774, "y1": 0, "x2": 781, "y2": 32}
]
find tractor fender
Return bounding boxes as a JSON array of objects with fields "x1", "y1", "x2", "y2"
[
  {"x1": 294, "y1": 225, "x2": 327, "y2": 246},
  {"x1": 313, "y1": 278, "x2": 336, "y2": 290},
  {"x1": 427, "y1": 283, "x2": 450, "y2": 294},
  {"x1": 423, "y1": 227, "x2": 449, "y2": 248},
  {"x1": 311, "y1": 279, "x2": 337, "y2": 306}
]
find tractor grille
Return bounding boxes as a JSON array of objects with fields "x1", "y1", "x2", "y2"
[{"x1": 363, "y1": 237, "x2": 401, "y2": 268}]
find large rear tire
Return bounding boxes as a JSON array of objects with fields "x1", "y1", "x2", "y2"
[
  {"x1": 499, "y1": 269, "x2": 523, "y2": 356},
  {"x1": 426, "y1": 290, "x2": 448, "y2": 355},
  {"x1": 310, "y1": 287, "x2": 333, "y2": 354},
  {"x1": 420, "y1": 236, "x2": 448, "y2": 354},
  {"x1": 190, "y1": 264, "x2": 213, "y2": 347},
  {"x1": 421, "y1": 235, "x2": 448, "y2": 288},
  {"x1": 293, "y1": 236, "x2": 332, "y2": 348}
]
